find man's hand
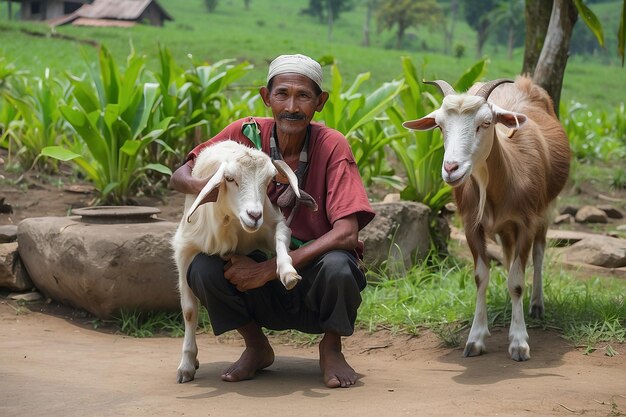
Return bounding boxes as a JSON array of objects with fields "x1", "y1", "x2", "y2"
[{"x1": 224, "y1": 255, "x2": 276, "y2": 291}]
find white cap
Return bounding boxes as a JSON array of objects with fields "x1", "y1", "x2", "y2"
[{"x1": 267, "y1": 54, "x2": 323, "y2": 89}]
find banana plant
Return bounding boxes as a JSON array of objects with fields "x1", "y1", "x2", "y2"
[
  {"x1": 41, "y1": 46, "x2": 173, "y2": 204},
  {"x1": 384, "y1": 56, "x2": 488, "y2": 215},
  {"x1": 2, "y1": 69, "x2": 71, "y2": 173},
  {"x1": 316, "y1": 62, "x2": 404, "y2": 184},
  {"x1": 153, "y1": 47, "x2": 255, "y2": 167}
]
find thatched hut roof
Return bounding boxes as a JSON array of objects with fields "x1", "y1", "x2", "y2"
[{"x1": 51, "y1": 0, "x2": 173, "y2": 27}]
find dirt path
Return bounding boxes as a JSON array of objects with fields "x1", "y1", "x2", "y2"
[{"x1": 1, "y1": 301, "x2": 624, "y2": 417}]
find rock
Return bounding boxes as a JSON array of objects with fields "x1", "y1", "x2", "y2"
[
  {"x1": 597, "y1": 205, "x2": 624, "y2": 219},
  {"x1": 553, "y1": 213, "x2": 574, "y2": 225},
  {"x1": 561, "y1": 235, "x2": 626, "y2": 268},
  {"x1": 617, "y1": 225, "x2": 626, "y2": 232},
  {"x1": 575, "y1": 205, "x2": 608, "y2": 224},
  {"x1": 0, "y1": 242, "x2": 34, "y2": 291},
  {"x1": 9, "y1": 291, "x2": 43, "y2": 302},
  {"x1": 382, "y1": 193, "x2": 401, "y2": 203},
  {"x1": 17, "y1": 216, "x2": 180, "y2": 319},
  {"x1": 559, "y1": 205, "x2": 578, "y2": 216},
  {"x1": 360, "y1": 202, "x2": 431, "y2": 270},
  {"x1": 0, "y1": 225, "x2": 18, "y2": 243}
]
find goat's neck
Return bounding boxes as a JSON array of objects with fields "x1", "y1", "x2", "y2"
[{"x1": 470, "y1": 130, "x2": 509, "y2": 226}]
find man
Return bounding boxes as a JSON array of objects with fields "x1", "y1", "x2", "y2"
[{"x1": 169, "y1": 54, "x2": 374, "y2": 388}]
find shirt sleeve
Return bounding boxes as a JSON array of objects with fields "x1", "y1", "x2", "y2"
[{"x1": 325, "y1": 157, "x2": 375, "y2": 231}]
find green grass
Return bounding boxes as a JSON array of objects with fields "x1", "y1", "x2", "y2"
[
  {"x1": 357, "y1": 254, "x2": 625, "y2": 351},
  {"x1": 0, "y1": 0, "x2": 625, "y2": 110},
  {"x1": 112, "y1": 254, "x2": 625, "y2": 355}
]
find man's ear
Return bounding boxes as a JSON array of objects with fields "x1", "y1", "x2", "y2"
[
  {"x1": 260, "y1": 86, "x2": 271, "y2": 107},
  {"x1": 316, "y1": 91, "x2": 329, "y2": 112}
]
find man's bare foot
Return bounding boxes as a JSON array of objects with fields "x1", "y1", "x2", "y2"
[
  {"x1": 221, "y1": 344, "x2": 275, "y2": 382},
  {"x1": 222, "y1": 322, "x2": 274, "y2": 382},
  {"x1": 319, "y1": 333, "x2": 357, "y2": 388}
]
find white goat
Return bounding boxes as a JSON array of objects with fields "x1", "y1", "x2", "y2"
[
  {"x1": 403, "y1": 76, "x2": 570, "y2": 361},
  {"x1": 172, "y1": 140, "x2": 303, "y2": 383}
]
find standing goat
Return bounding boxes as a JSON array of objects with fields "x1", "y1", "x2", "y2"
[
  {"x1": 403, "y1": 76, "x2": 570, "y2": 361},
  {"x1": 172, "y1": 140, "x2": 303, "y2": 383}
]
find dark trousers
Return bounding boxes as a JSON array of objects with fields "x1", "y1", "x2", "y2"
[{"x1": 187, "y1": 250, "x2": 366, "y2": 337}]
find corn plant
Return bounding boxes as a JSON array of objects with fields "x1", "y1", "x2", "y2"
[
  {"x1": 384, "y1": 56, "x2": 489, "y2": 214},
  {"x1": 153, "y1": 47, "x2": 257, "y2": 167},
  {"x1": 2, "y1": 69, "x2": 72, "y2": 173},
  {"x1": 562, "y1": 101, "x2": 626, "y2": 161},
  {"x1": 41, "y1": 46, "x2": 172, "y2": 204},
  {"x1": 315, "y1": 62, "x2": 404, "y2": 184}
]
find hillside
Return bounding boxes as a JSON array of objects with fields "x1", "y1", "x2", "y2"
[{"x1": 0, "y1": 0, "x2": 625, "y2": 110}]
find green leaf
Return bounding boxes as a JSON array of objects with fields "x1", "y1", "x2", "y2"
[
  {"x1": 454, "y1": 58, "x2": 488, "y2": 92},
  {"x1": 143, "y1": 163, "x2": 172, "y2": 176},
  {"x1": 40, "y1": 145, "x2": 81, "y2": 161},
  {"x1": 120, "y1": 139, "x2": 141, "y2": 157},
  {"x1": 573, "y1": 0, "x2": 605, "y2": 48}
]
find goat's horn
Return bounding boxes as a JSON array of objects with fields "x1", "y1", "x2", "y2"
[
  {"x1": 474, "y1": 78, "x2": 514, "y2": 100},
  {"x1": 423, "y1": 80, "x2": 456, "y2": 97}
]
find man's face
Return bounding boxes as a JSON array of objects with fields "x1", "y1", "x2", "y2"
[{"x1": 260, "y1": 73, "x2": 328, "y2": 137}]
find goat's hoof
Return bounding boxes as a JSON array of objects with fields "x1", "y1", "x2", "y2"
[
  {"x1": 509, "y1": 344, "x2": 530, "y2": 361},
  {"x1": 529, "y1": 304, "x2": 544, "y2": 319},
  {"x1": 177, "y1": 362, "x2": 198, "y2": 383},
  {"x1": 463, "y1": 341, "x2": 486, "y2": 357},
  {"x1": 281, "y1": 273, "x2": 301, "y2": 290}
]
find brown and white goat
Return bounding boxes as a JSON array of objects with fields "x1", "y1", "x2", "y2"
[{"x1": 403, "y1": 76, "x2": 570, "y2": 361}]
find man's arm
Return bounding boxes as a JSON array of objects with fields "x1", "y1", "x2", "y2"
[
  {"x1": 224, "y1": 215, "x2": 359, "y2": 292},
  {"x1": 169, "y1": 160, "x2": 219, "y2": 203}
]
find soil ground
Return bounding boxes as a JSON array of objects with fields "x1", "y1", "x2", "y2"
[
  {"x1": 1, "y1": 299, "x2": 625, "y2": 417},
  {"x1": 1, "y1": 156, "x2": 625, "y2": 416}
]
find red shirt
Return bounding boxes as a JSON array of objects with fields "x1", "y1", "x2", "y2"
[{"x1": 186, "y1": 117, "x2": 375, "y2": 257}]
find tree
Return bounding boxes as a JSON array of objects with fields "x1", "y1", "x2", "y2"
[
  {"x1": 443, "y1": 0, "x2": 460, "y2": 55},
  {"x1": 523, "y1": 0, "x2": 626, "y2": 114},
  {"x1": 461, "y1": 0, "x2": 497, "y2": 57},
  {"x1": 376, "y1": 0, "x2": 442, "y2": 50},
  {"x1": 301, "y1": 0, "x2": 355, "y2": 41},
  {"x1": 362, "y1": 0, "x2": 379, "y2": 47},
  {"x1": 244, "y1": 0, "x2": 250, "y2": 10},
  {"x1": 204, "y1": 0, "x2": 218, "y2": 13},
  {"x1": 487, "y1": 0, "x2": 525, "y2": 59}
]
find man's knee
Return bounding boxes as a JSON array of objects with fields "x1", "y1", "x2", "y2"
[
  {"x1": 186, "y1": 253, "x2": 226, "y2": 293},
  {"x1": 315, "y1": 250, "x2": 365, "y2": 291}
]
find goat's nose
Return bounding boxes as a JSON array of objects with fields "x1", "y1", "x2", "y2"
[
  {"x1": 247, "y1": 209, "x2": 262, "y2": 222},
  {"x1": 444, "y1": 162, "x2": 459, "y2": 175}
]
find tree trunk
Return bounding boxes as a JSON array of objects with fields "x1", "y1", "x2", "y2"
[
  {"x1": 476, "y1": 20, "x2": 489, "y2": 57},
  {"x1": 396, "y1": 25, "x2": 405, "y2": 49},
  {"x1": 444, "y1": 0, "x2": 458, "y2": 55},
  {"x1": 508, "y1": 26, "x2": 514, "y2": 59},
  {"x1": 362, "y1": 1, "x2": 372, "y2": 47},
  {"x1": 8, "y1": 0, "x2": 12, "y2": 20},
  {"x1": 532, "y1": 0, "x2": 577, "y2": 115},
  {"x1": 327, "y1": 0, "x2": 334, "y2": 42},
  {"x1": 522, "y1": 0, "x2": 553, "y2": 76}
]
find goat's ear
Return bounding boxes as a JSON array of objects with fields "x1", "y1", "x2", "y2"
[
  {"x1": 492, "y1": 104, "x2": 527, "y2": 129},
  {"x1": 402, "y1": 110, "x2": 439, "y2": 131},
  {"x1": 273, "y1": 159, "x2": 301, "y2": 199},
  {"x1": 186, "y1": 162, "x2": 227, "y2": 223}
]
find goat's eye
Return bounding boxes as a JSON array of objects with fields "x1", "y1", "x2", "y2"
[{"x1": 224, "y1": 176, "x2": 235, "y2": 182}]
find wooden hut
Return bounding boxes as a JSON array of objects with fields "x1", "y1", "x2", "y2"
[{"x1": 20, "y1": 0, "x2": 173, "y2": 27}]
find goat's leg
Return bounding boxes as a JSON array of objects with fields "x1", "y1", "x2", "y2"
[
  {"x1": 464, "y1": 230, "x2": 491, "y2": 357},
  {"x1": 274, "y1": 221, "x2": 301, "y2": 290},
  {"x1": 507, "y1": 239, "x2": 531, "y2": 361},
  {"x1": 176, "y1": 257, "x2": 200, "y2": 383},
  {"x1": 529, "y1": 223, "x2": 547, "y2": 319}
]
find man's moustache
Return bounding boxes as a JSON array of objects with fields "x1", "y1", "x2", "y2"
[{"x1": 280, "y1": 113, "x2": 305, "y2": 120}]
